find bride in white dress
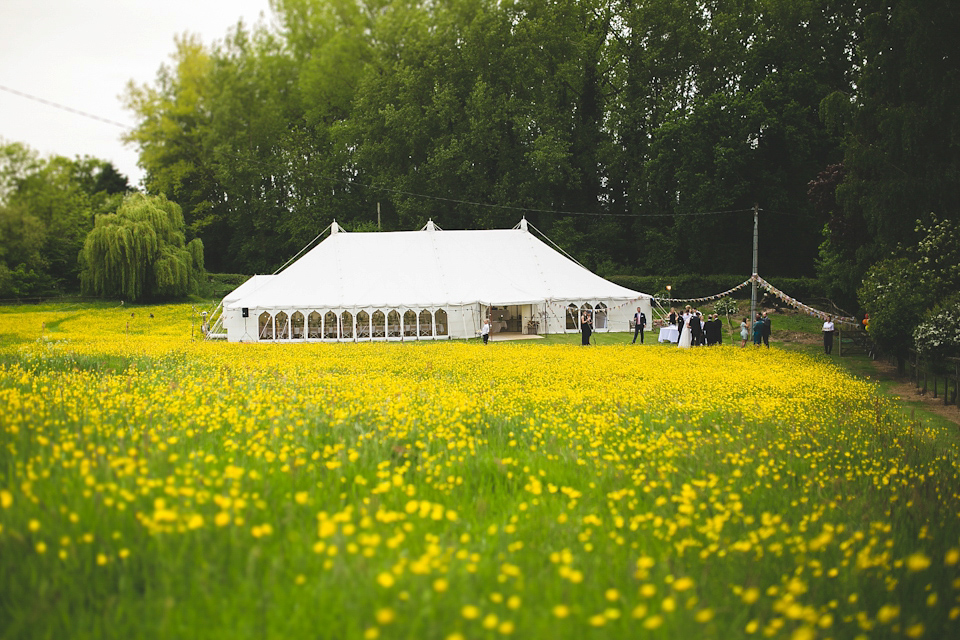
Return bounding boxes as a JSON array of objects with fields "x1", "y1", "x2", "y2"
[{"x1": 677, "y1": 313, "x2": 693, "y2": 349}]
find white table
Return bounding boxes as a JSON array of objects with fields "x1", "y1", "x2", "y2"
[
  {"x1": 491, "y1": 320, "x2": 508, "y2": 333},
  {"x1": 658, "y1": 326, "x2": 679, "y2": 343}
]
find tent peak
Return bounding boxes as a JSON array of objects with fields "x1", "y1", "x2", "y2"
[
  {"x1": 331, "y1": 220, "x2": 345, "y2": 234},
  {"x1": 421, "y1": 219, "x2": 442, "y2": 231}
]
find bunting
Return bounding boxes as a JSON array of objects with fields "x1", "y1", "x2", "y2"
[
  {"x1": 653, "y1": 278, "x2": 753, "y2": 304},
  {"x1": 752, "y1": 275, "x2": 859, "y2": 326},
  {"x1": 542, "y1": 274, "x2": 860, "y2": 327}
]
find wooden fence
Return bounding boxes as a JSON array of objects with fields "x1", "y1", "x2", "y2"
[{"x1": 905, "y1": 352, "x2": 960, "y2": 412}]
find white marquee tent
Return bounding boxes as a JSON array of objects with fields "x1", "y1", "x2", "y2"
[{"x1": 216, "y1": 219, "x2": 652, "y2": 342}]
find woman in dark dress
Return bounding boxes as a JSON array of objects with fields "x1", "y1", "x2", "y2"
[{"x1": 580, "y1": 310, "x2": 593, "y2": 346}]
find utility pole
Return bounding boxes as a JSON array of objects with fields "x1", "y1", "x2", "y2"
[
  {"x1": 377, "y1": 202, "x2": 381, "y2": 230},
  {"x1": 750, "y1": 203, "x2": 759, "y2": 338}
]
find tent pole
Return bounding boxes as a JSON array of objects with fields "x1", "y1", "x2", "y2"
[{"x1": 750, "y1": 204, "x2": 759, "y2": 335}]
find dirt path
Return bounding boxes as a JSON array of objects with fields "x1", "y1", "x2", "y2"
[{"x1": 867, "y1": 358, "x2": 960, "y2": 426}]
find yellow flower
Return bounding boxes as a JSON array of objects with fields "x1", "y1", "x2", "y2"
[
  {"x1": 643, "y1": 614, "x2": 664, "y2": 630},
  {"x1": 461, "y1": 605, "x2": 480, "y2": 620},
  {"x1": 944, "y1": 548, "x2": 959, "y2": 566},
  {"x1": 374, "y1": 608, "x2": 395, "y2": 625},
  {"x1": 905, "y1": 552, "x2": 931, "y2": 572},
  {"x1": 376, "y1": 572, "x2": 395, "y2": 588},
  {"x1": 552, "y1": 605, "x2": 570, "y2": 619},
  {"x1": 0, "y1": 489, "x2": 12, "y2": 508},
  {"x1": 673, "y1": 577, "x2": 694, "y2": 591},
  {"x1": 876, "y1": 604, "x2": 899, "y2": 624}
]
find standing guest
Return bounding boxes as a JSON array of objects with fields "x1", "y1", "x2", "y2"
[
  {"x1": 691, "y1": 311, "x2": 705, "y2": 346},
  {"x1": 480, "y1": 318, "x2": 491, "y2": 345},
  {"x1": 822, "y1": 315, "x2": 835, "y2": 354},
  {"x1": 714, "y1": 314, "x2": 724, "y2": 345},
  {"x1": 740, "y1": 317, "x2": 749, "y2": 347},
  {"x1": 753, "y1": 313, "x2": 764, "y2": 347},
  {"x1": 668, "y1": 308, "x2": 677, "y2": 327},
  {"x1": 705, "y1": 314, "x2": 720, "y2": 345},
  {"x1": 632, "y1": 307, "x2": 647, "y2": 344},
  {"x1": 580, "y1": 310, "x2": 593, "y2": 346},
  {"x1": 761, "y1": 311, "x2": 771, "y2": 348}
]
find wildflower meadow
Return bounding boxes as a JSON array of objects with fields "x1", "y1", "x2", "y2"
[{"x1": 1, "y1": 304, "x2": 959, "y2": 639}]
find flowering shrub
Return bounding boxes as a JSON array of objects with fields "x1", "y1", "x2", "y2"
[{"x1": 914, "y1": 301, "x2": 960, "y2": 359}]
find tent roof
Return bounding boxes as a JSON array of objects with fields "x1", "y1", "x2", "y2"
[
  {"x1": 224, "y1": 222, "x2": 649, "y2": 310},
  {"x1": 222, "y1": 274, "x2": 276, "y2": 305}
]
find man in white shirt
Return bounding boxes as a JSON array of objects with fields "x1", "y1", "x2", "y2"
[
  {"x1": 480, "y1": 318, "x2": 491, "y2": 345},
  {"x1": 822, "y1": 316, "x2": 835, "y2": 354}
]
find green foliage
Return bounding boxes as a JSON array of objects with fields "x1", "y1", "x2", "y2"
[
  {"x1": 858, "y1": 258, "x2": 930, "y2": 359},
  {"x1": 0, "y1": 140, "x2": 131, "y2": 297},
  {"x1": 823, "y1": 0, "x2": 960, "y2": 299},
  {"x1": 122, "y1": 0, "x2": 861, "y2": 278},
  {"x1": 80, "y1": 194, "x2": 205, "y2": 301},
  {"x1": 912, "y1": 216, "x2": 960, "y2": 302}
]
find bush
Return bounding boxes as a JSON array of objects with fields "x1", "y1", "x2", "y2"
[{"x1": 914, "y1": 299, "x2": 960, "y2": 361}]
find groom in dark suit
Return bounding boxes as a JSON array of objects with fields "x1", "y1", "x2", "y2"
[{"x1": 690, "y1": 312, "x2": 705, "y2": 346}]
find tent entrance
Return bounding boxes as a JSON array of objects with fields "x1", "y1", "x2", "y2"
[{"x1": 489, "y1": 304, "x2": 541, "y2": 335}]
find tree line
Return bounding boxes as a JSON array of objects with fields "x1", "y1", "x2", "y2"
[{"x1": 119, "y1": 1, "x2": 849, "y2": 278}]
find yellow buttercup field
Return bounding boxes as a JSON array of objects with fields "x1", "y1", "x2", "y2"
[{"x1": 1, "y1": 303, "x2": 959, "y2": 639}]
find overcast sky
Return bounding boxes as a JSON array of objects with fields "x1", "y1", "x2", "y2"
[{"x1": 0, "y1": 0, "x2": 274, "y2": 188}]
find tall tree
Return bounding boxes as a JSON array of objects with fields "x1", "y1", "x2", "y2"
[
  {"x1": 821, "y1": 0, "x2": 960, "y2": 300},
  {"x1": 80, "y1": 193, "x2": 204, "y2": 301}
]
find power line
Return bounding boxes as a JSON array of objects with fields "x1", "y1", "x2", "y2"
[
  {"x1": 312, "y1": 173, "x2": 755, "y2": 218},
  {"x1": 0, "y1": 84, "x2": 818, "y2": 221},
  {"x1": 0, "y1": 84, "x2": 132, "y2": 130}
]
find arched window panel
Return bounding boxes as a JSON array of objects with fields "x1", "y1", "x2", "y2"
[
  {"x1": 403, "y1": 310, "x2": 418, "y2": 337},
  {"x1": 275, "y1": 311, "x2": 290, "y2": 339},
  {"x1": 308, "y1": 311, "x2": 322, "y2": 339},
  {"x1": 566, "y1": 304, "x2": 578, "y2": 330},
  {"x1": 435, "y1": 309, "x2": 448, "y2": 336},
  {"x1": 291, "y1": 311, "x2": 305, "y2": 339},
  {"x1": 258, "y1": 312, "x2": 273, "y2": 340},
  {"x1": 418, "y1": 310, "x2": 433, "y2": 336},
  {"x1": 372, "y1": 311, "x2": 386, "y2": 338},
  {"x1": 324, "y1": 311, "x2": 338, "y2": 339},
  {"x1": 341, "y1": 311, "x2": 354, "y2": 339},
  {"x1": 356, "y1": 311, "x2": 370, "y2": 338},
  {"x1": 387, "y1": 311, "x2": 401, "y2": 337},
  {"x1": 594, "y1": 303, "x2": 607, "y2": 330}
]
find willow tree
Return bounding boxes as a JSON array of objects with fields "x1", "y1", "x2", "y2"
[{"x1": 80, "y1": 193, "x2": 204, "y2": 301}]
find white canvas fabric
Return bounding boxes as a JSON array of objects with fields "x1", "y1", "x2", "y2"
[{"x1": 224, "y1": 224, "x2": 644, "y2": 310}]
